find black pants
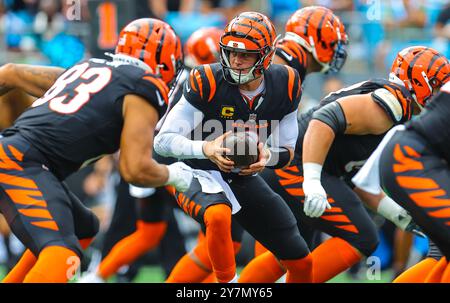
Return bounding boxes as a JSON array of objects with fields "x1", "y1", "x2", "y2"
[
  {"x1": 380, "y1": 129, "x2": 450, "y2": 259},
  {"x1": 0, "y1": 134, "x2": 99, "y2": 258},
  {"x1": 175, "y1": 172, "x2": 309, "y2": 260},
  {"x1": 261, "y1": 159, "x2": 379, "y2": 257}
]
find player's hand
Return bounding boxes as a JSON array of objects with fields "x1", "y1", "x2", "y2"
[
  {"x1": 203, "y1": 131, "x2": 234, "y2": 173},
  {"x1": 239, "y1": 143, "x2": 269, "y2": 176},
  {"x1": 165, "y1": 162, "x2": 194, "y2": 192},
  {"x1": 303, "y1": 179, "x2": 331, "y2": 217}
]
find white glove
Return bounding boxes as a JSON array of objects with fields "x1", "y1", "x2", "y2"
[
  {"x1": 302, "y1": 163, "x2": 331, "y2": 218},
  {"x1": 165, "y1": 162, "x2": 193, "y2": 192}
]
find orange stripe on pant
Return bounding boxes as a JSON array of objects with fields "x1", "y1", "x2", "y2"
[
  {"x1": 3, "y1": 186, "x2": 59, "y2": 231},
  {"x1": 0, "y1": 173, "x2": 38, "y2": 189},
  {"x1": 393, "y1": 144, "x2": 424, "y2": 173},
  {"x1": 4, "y1": 189, "x2": 47, "y2": 207},
  {"x1": 409, "y1": 189, "x2": 450, "y2": 208},
  {"x1": 0, "y1": 144, "x2": 23, "y2": 171}
]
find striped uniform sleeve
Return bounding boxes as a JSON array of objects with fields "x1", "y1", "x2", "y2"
[{"x1": 183, "y1": 64, "x2": 217, "y2": 111}]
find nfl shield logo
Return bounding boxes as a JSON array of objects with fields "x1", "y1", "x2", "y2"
[
  {"x1": 249, "y1": 113, "x2": 257, "y2": 121},
  {"x1": 233, "y1": 42, "x2": 238, "y2": 48}
]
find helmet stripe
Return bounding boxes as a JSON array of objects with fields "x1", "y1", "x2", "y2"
[
  {"x1": 426, "y1": 53, "x2": 440, "y2": 74},
  {"x1": 139, "y1": 21, "x2": 154, "y2": 62},
  {"x1": 239, "y1": 13, "x2": 274, "y2": 42},
  {"x1": 316, "y1": 10, "x2": 330, "y2": 46},
  {"x1": 234, "y1": 22, "x2": 266, "y2": 46},
  {"x1": 156, "y1": 27, "x2": 166, "y2": 64},
  {"x1": 407, "y1": 49, "x2": 427, "y2": 84},
  {"x1": 304, "y1": 9, "x2": 315, "y2": 37}
]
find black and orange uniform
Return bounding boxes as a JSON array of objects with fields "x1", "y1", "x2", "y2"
[
  {"x1": 261, "y1": 78, "x2": 414, "y2": 257},
  {"x1": 169, "y1": 62, "x2": 307, "y2": 259},
  {"x1": 156, "y1": 62, "x2": 309, "y2": 278},
  {"x1": 379, "y1": 87, "x2": 450, "y2": 259},
  {"x1": 0, "y1": 58, "x2": 169, "y2": 258}
]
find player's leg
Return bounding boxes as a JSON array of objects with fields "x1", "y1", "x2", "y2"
[
  {"x1": 166, "y1": 230, "x2": 214, "y2": 283},
  {"x1": 3, "y1": 183, "x2": 98, "y2": 283},
  {"x1": 97, "y1": 186, "x2": 169, "y2": 280},
  {"x1": 232, "y1": 175, "x2": 312, "y2": 283},
  {"x1": 238, "y1": 169, "x2": 288, "y2": 283},
  {"x1": 203, "y1": 219, "x2": 243, "y2": 283},
  {"x1": 380, "y1": 130, "x2": 450, "y2": 282},
  {"x1": 67, "y1": 183, "x2": 100, "y2": 248},
  {"x1": 0, "y1": 137, "x2": 83, "y2": 282},
  {"x1": 2, "y1": 249, "x2": 37, "y2": 283},
  {"x1": 240, "y1": 165, "x2": 371, "y2": 283},
  {"x1": 168, "y1": 178, "x2": 236, "y2": 283},
  {"x1": 303, "y1": 172, "x2": 379, "y2": 282},
  {"x1": 4, "y1": 186, "x2": 99, "y2": 283}
]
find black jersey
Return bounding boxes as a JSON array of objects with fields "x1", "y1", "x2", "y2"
[
  {"x1": 408, "y1": 85, "x2": 450, "y2": 162},
  {"x1": 2, "y1": 58, "x2": 169, "y2": 180},
  {"x1": 183, "y1": 63, "x2": 302, "y2": 171},
  {"x1": 275, "y1": 38, "x2": 308, "y2": 82},
  {"x1": 296, "y1": 78, "x2": 414, "y2": 179}
]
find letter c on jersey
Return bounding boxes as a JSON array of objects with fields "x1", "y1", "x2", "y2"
[{"x1": 221, "y1": 106, "x2": 235, "y2": 118}]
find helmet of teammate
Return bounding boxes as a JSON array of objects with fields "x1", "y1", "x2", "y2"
[
  {"x1": 115, "y1": 18, "x2": 183, "y2": 86},
  {"x1": 184, "y1": 27, "x2": 222, "y2": 68},
  {"x1": 389, "y1": 46, "x2": 450, "y2": 108},
  {"x1": 284, "y1": 6, "x2": 348, "y2": 73},
  {"x1": 219, "y1": 11, "x2": 278, "y2": 85}
]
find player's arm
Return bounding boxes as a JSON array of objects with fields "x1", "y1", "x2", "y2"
[
  {"x1": 0, "y1": 63, "x2": 64, "y2": 97},
  {"x1": 154, "y1": 96, "x2": 234, "y2": 172},
  {"x1": 354, "y1": 187, "x2": 425, "y2": 237},
  {"x1": 303, "y1": 93, "x2": 394, "y2": 166},
  {"x1": 119, "y1": 94, "x2": 192, "y2": 191},
  {"x1": 302, "y1": 93, "x2": 394, "y2": 217}
]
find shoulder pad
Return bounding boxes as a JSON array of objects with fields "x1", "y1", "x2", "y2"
[{"x1": 372, "y1": 88, "x2": 403, "y2": 122}]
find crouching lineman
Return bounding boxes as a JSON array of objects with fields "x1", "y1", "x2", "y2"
[
  {"x1": 353, "y1": 79, "x2": 450, "y2": 283},
  {"x1": 239, "y1": 46, "x2": 450, "y2": 282}
]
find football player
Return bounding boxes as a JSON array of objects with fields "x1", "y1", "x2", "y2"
[
  {"x1": 78, "y1": 27, "x2": 226, "y2": 283},
  {"x1": 166, "y1": 6, "x2": 350, "y2": 283},
  {"x1": 154, "y1": 12, "x2": 313, "y2": 283},
  {"x1": 0, "y1": 18, "x2": 192, "y2": 282},
  {"x1": 239, "y1": 46, "x2": 450, "y2": 282},
  {"x1": 353, "y1": 62, "x2": 450, "y2": 283}
]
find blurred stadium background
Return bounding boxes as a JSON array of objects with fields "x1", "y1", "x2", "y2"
[{"x1": 0, "y1": 0, "x2": 447, "y2": 283}]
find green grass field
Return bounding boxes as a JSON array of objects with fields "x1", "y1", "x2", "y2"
[{"x1": 0, "y1": 265, "x2": 394, "y2": 283}]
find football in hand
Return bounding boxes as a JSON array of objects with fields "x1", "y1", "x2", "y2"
[{"x1": 222, "y1": 131, "x2": 259, "y2": 168}]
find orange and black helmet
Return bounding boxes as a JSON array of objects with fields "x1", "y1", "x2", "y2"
[
  {"x1": 115, "y1": 18, "x2": 183, "y2": 86},
  {"x1": 219, "y1": 11, "x2": 278, "y2": 85},
  {"x1": 390, "y1": 46, "x2": 450, "y2": 108},
  {"x1": 184, "y1": 27, "x2": 222, "y2": 68},
  {"x1": 284, "y1": 6, "x2": 348, "y2": 73}
]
